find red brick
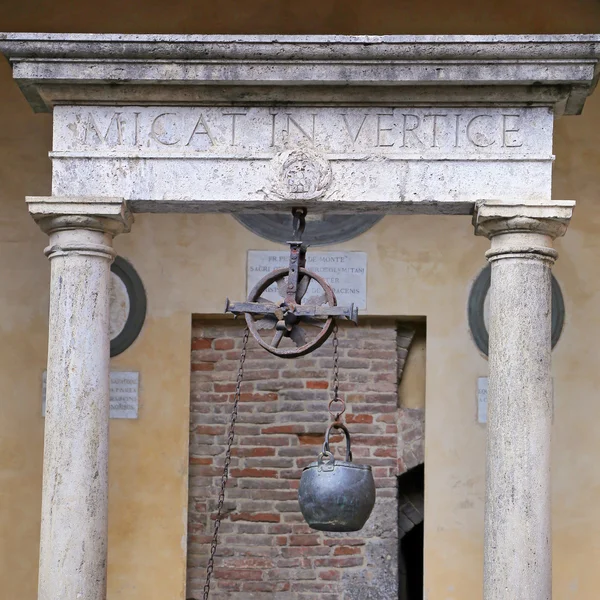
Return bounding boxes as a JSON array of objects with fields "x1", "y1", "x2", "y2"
[
  {"x1": 314, "y1": 557, "x2": 364, "y2": 568},
  {"x1": 189, "y1": 456, "x2": 212, "y2": 465},
  {"x1": 221, "y1": 557, "x2": 275, "y2": 569},
  {"x1": 191, "y1": 337, "x2": 212, "y2": 350},
  {"x1": 306, "y1": 380, "x2": 329, "y2": 389},
  {"x1": 351, "y1": 435, "x2": 397, "y2": 446},
  {"x1": 268, "y1": 524, "x2": 293, "y2": 534},
  {"x1": 298, "y1": 433, "x2": 343, "y2": 446},
  {"x1": 231, "y1": 447, "x2": 276, "y2": 457},
  {"x1": 192, "y1": 350, "x2": 221, "y2": 362},
  {"x1": 191, "y1": 362, "x2": 214, "y2": 371},
  {"x1": 319, "y1": 569, "x2": 341, "y2": 581},
  {"x1": 214, "y1": 338, "x2": 235, "y2": 350},
  {"x1": 214, "y1": 382, "x2": 237, "y2": 392},
  {"x1": 216, "y1": 580, "x2": 242, "y2": 591},
  {"x1": 230, "y1": 468, "x2": 278, "y2": 478},
  {"x1": 241, "y1": 581, "x2": 291, "y2": 592},
  {"x1": 374, "y1": 447, "x2": 396, "y2": 458},
  {"x1": 289, "y1": 534, "x2": 321, "y2": 546},
  {"x1": 230, "y1": 512, "x2": 281, "y2": 523},
  {"x1": 333, "y1": 546, "x2": 361, "y2": 556},
  {"x1": 239, "y1": 436, "x2": 290, "y2": 447},
  {"x1": 375, "y1": 413, "x2": 397, "y2": 423},
  {"x1": 346, "y1": 413, "x2": 373, "y2": 424},
  {"x1": 281, "y1": 546, "x2": 331, "y2": 558},
  {"x1": 262, "y1": 424, "x2": 304, "y2": 434},
  {"x1": 239, "y1": 392, "x2": 278, "y2": 402},
  {"x1": 323, "y1": 538, "x2": 366, "y2": 547},
  {"x1": 213, "y1": 569, "x2": 263, "y2": 581},
  {"x1": 194, "y1": 425, "x2": 223, "y2": 435}
]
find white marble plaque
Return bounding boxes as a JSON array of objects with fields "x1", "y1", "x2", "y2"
[
  {"x1": 247, "y1": 251, "x2": 367, "y2": 310},
  {"x1": 42, "y1": 371, "x2": 140, "y2": 419},
  {"x1": 477, "y1": 377, "x2": 488, "y2": 424}
]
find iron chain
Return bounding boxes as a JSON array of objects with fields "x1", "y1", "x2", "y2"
[
  {"x1": 203, "y1": 328, "x2": 250, "y2": 600},
  {"x1": 328, "y1": 323, "x2": 346, "y2": 421}
]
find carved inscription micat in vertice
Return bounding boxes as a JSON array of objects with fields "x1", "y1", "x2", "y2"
[{"x1": 58, "y1": 107, "x2": 542, "y2": 154}]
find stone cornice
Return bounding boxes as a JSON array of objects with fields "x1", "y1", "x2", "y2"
[
  {"x1": 0, "y1": 34, "x2": 599, "y2": 114},
  {"x1": 27, "y1": 196, "x2": 133, "y2": 236}
]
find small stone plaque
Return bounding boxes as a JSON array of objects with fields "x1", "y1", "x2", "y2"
[
  {"x1": 42, "y1": 371, "x2": 139, "y2": 419},
  {"x1": 477, "y1": 377, "x2": 488, "y2": 424},
  {"x1": 247, "y1": 251, "x2": 367, "y2": 310}
]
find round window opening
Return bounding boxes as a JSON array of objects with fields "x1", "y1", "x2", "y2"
[
  {"x1": 468, "y1": 264, "x2": 565, "y2": 357},
  {"x1": 233, "y1": 213, "x2": 383, "y2": 246}
]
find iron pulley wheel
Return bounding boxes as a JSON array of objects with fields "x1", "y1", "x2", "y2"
[{"x1": 244, "y1": 266, "x2": 337, "y2": 358}]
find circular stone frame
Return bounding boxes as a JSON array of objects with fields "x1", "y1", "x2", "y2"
[
  {"x1": 233, "y1": 213, "x2": 384, "y2": 246},
  {"x1": 468, "y1": 264, "x2": 565, "y2": 357},
  {"x1": 110, "y1": 256, "x2": 147, "y2": 357}
]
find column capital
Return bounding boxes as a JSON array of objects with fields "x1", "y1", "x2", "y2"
[
  {"x1": 27, "y1": 196, "x2": 133, "y2": 237},
  {"x1": 473, "y1": 200, "x2": 575, "y2": 264},
  {"x1": 473, "y1": 200, "x2": 575, "y2": 240}
]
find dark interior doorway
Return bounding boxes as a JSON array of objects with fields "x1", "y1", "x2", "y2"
[
  {"x1": 398, "y1": 463, "x2": 424, "y2": 600},
  {"x1": 401, "y1": 522, "x2": 424, "y2": 599}
]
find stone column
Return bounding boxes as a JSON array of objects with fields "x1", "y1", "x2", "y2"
[
  {"x1": 27, "y1": 197, "x2": 133, "y2": 600},
  {"x1": 473, "y1": 200, "x2": 574, "y2": 600}
]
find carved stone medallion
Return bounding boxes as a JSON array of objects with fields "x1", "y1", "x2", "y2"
[
  {"x1": 468, "y1": 264, "x2": 565, "y2": 357},
  {"x1": 110, "y1": 256, "x2": 147, "y2": 357},
  {"x1": 265, "y1": 147, "x2": 332, "y2": 201}
]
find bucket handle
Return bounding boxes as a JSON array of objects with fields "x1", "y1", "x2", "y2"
[{"x1": 322, "y1": 421, "x2": 353, "y2": 463}]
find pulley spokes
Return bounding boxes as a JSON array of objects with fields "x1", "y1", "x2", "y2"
[{"x1": 226, "y1": 208, "x2": 357, "y2": 357}]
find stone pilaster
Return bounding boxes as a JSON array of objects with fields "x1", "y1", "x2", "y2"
[
  {"x1": 27, "y1": 197, "x2": 133, "y2": 600},
  {"x1": 473, "y1": 200, "x2": 574, "y2": 600}
]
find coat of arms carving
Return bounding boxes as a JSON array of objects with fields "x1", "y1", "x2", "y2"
[{"x1": 265, "y1": 147, "x2": 332, "y2": 201}]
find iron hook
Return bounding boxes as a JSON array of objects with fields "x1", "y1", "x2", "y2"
[{"x1": 291, "y1": 207, "x2": 307, "y2": 241}]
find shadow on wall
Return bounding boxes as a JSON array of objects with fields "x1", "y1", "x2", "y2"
[{"x1": 398, "y1": 463, "x2": 425, "y2": 600}]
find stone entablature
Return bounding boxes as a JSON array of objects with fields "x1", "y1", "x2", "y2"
[{"x1": 1, "y1": 34, "x2": 599, "y2": 214}]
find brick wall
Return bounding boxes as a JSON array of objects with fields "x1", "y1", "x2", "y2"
[{"x1": 187, "y1": 319, "x2": 422, "y2": 600}]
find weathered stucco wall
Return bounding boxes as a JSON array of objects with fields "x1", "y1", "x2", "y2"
[{"x1": 1, "y1": 2, "x2": 600, "y2": 599}]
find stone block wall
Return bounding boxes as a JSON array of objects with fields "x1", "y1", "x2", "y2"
[{"x1": 186, "y1": 319, "x2": 423, "y2": 600}]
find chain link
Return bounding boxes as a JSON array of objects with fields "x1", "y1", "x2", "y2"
[
  {"x1": 202, "y1": 328, "x2": 250, "y2": 600},
  {"x1": 328, "y1": 323, "x2": 346, "y2": 421}
]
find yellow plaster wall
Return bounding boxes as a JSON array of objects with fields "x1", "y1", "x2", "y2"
[{"x1": 0, "y1": 1, "x2": 600, "y2": 599}]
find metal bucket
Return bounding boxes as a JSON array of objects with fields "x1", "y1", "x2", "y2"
[{"x1": 298, "y1": 422, "x2": 376, "y2": 532}]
